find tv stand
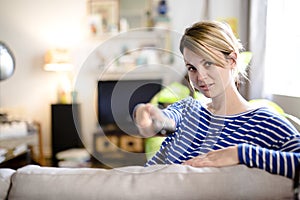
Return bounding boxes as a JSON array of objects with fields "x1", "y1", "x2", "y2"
[{"x1": 92, "y1": 124, "x2": 146, "y2": 168}]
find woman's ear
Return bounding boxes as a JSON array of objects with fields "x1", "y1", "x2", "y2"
[{"x1": 227, "y1": 52, "x2": 237, "y2": 68}]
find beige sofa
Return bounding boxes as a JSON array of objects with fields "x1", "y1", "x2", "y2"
[{"x1": 0, "y1": 164, "x2": 294, "y2": 200}]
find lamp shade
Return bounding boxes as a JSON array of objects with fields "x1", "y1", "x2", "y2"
[{"x1": 44, "y1": 48, "x2": 73, "y2": 71}]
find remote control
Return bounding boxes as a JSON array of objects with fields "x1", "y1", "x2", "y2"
[{"x1": 152, "y1": 119, "x2": 176, "y2": 135}]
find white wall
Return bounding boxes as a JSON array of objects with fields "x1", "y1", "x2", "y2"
[
  {"x1": 0, "y1": 0, "x2": 247, "y2": 157},
  {"x1": 0, "y1": 0, "x2": 94, "y2": 156}
]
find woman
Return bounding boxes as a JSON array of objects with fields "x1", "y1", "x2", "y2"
[{"x1": 134, "y1": 21, "x2": 300, "y2": 179}]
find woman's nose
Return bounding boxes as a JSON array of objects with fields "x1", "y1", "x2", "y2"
[{"x1": 196, "y1": 69, "x2": 207, "y2": 82}]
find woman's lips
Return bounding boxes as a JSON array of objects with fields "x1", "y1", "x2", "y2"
[{"x1": 199, "y1": 83, "x2": 213, "y2": 91}]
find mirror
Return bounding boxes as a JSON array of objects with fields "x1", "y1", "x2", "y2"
[{"x1": 0, "y1": 41, "x2": 15, "y2": 81}]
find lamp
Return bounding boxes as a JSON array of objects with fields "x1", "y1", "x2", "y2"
[
  {"x1": 44, "y1": 48, "x2": 74, "y2": 104},
  {"x1": 44, "y1": 48, "x2": 73, "y2": 71}
]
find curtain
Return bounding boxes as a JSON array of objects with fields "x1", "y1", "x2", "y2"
[{"x1": 247, "y1": 0, "x2": 268, "y2": 99}]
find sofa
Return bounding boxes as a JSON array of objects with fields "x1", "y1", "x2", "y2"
[{"x1": 0, "y1": 164, "x2": 295, "y2": 200}]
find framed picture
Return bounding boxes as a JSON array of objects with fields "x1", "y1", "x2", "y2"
[{"x1": 87, "y1": 0, "x2": 119, "y2": 35}]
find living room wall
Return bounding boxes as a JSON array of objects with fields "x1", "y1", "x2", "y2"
[
  {"x1": 0, "y1": 0, "x2": 244, "y2": 157},
  {"x1": 0, "y1": 0, "x2": 90, "y2": 157}
]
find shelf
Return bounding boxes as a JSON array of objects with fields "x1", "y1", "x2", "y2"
[
  {"x1": 89, "y1": 28, "x2": 169, "y2": 41},
  {"x1": 92, "y1": 126, "x2": 147, "y2": 168},
  {"x1": 98, "y1": 64, "x2": 169, "y2": 81},
  {"x1": 0, "y1": 149, "x2": 32, "y2": 170}
]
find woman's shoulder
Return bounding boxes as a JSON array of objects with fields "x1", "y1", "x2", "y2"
[
  {"x1": 249, "y1": 106, "x2": 286, "y2": 120},
  {"x1": 250, "y1": 106, "x2": 299, "y2": 134},
  {"x1": 245, "y1": 106, "x2": 287, "y2": 124}
]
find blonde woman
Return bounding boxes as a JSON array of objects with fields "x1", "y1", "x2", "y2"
[{"x1": 134, "y1": 21, "x2": 300, "y2": 179}]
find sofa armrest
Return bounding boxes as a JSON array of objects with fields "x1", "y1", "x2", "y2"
[{"x1": 0, "y1": 168, "x2": 16, "y2": 200}]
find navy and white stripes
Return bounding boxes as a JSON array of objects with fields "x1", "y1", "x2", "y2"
[{"x1": 145, "y1": 97, "x2": 300, "y2": 179}]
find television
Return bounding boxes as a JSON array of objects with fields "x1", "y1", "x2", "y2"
[{"x1": 97, "y1": 79, "x2": 162, "y2": 129}]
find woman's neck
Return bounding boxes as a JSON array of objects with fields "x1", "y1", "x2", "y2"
[{"x1": 208, "y1": 85, "x2": 251, "y2": 116}]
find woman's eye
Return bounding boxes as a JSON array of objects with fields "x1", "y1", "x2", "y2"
[
  {"x1": 187, "y1": 66, "x2": 197, "y2": 72},
  {"x1": 204, "y1": 61, "x2": 214, "y2": 68}
]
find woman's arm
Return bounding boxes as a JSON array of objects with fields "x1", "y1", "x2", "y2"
[
  {"x1": 183, "y1": 138, "x2": 300, "y2": 179},
  {"x1": 238, "y1": 139, "x2": 300, "y2": 179}
]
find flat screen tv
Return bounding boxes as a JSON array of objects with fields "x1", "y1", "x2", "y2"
[{"x1": 97, "y1": 79, "x2": 162, "y2": 128}]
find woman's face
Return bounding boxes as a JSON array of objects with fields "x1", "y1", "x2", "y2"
[{"x1": 183, "y1": 47, "x2": 235, "y2": 99}]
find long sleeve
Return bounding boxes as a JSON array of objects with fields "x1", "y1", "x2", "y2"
[{"x1": 238, "y1": 137, "x2": 300, "y2": 179}]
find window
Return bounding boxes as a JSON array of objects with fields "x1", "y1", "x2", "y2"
[{"x1": 264, "y1": 0, "x2": 300, "y2": 97}]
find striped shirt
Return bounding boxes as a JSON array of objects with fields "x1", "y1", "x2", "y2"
[{"x1": 145, "y1": 97, "x2": 300, "y2": 179}]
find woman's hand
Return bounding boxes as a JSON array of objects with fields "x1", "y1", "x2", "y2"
[
  {"x1": 134, "y1": 103, "x2": 155, "y2": 137},
  {"x1": 182, "y1": 146, "x2": 239, "y2": 167},
  {"x1": 134, "y1": 103, "x2": 175, "y2": 138}
]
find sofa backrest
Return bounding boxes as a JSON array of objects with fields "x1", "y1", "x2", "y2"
[{"x1": 6, "y1": 164, "x2": 293, "y2": 200}]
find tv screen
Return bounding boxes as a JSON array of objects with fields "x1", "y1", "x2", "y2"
[{"x1": 97, "y1": 79, "x2": 162, "y2": 128}]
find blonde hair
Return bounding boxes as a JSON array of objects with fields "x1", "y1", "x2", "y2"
[{"x1": 180, "y1": 21, "x2": 247, "y2": 84}]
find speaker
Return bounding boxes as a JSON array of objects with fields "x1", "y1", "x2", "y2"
[{"x1": 51, "y1": 104, "x2": 83, "y2": 166}]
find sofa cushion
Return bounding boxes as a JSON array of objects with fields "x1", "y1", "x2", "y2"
[
  {"x1": 8, "y1": 164, "x2": 293, "y2": 200},
  {"x1": 0, "y1": 168, "x2": 16, "y2": 200}
]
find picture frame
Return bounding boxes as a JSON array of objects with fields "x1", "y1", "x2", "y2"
[{"x1": 87, "y1": 0, "x2": 119, "y2": 35}]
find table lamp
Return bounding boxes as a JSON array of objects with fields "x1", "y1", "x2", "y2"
[{"x1": 44, "y1": 48, "x2": 74, "y2": 104}]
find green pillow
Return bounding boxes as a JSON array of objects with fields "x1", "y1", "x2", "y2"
[
  {"x1": 144, "y1": 137, "x2": 166, "y2": 161},
  {"x1": 248, "y1": 99, "x2": 285, "y2": 115}
]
